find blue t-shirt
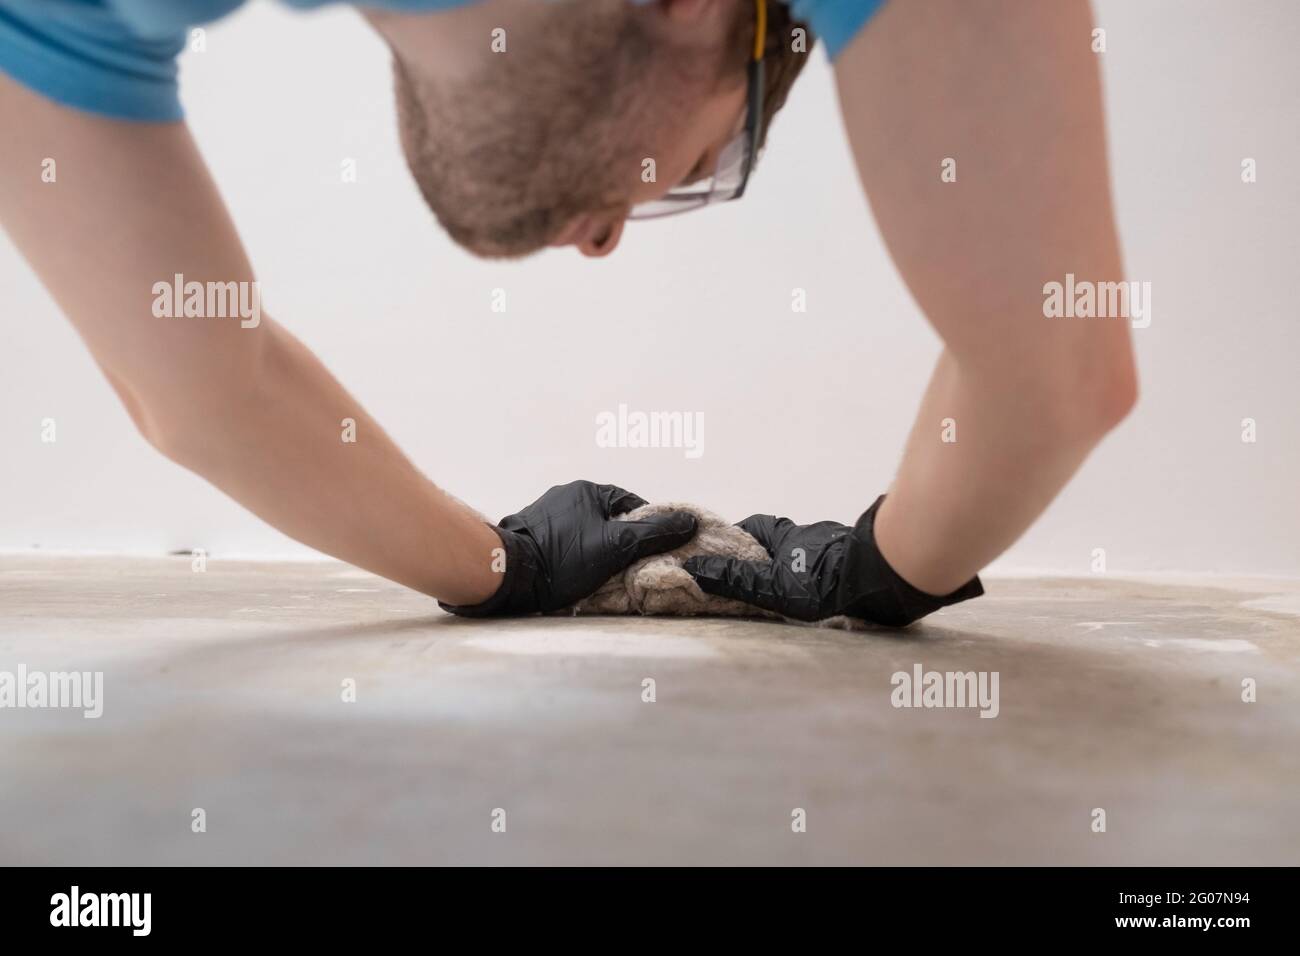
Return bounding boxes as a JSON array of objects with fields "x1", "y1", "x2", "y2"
[{"x1": 0, "y1": 0, "x2": 884, "y2": 122}]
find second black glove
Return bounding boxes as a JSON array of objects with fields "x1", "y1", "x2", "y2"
[{"x1": 683, "y1": 495, "x2": 983, "y2": 627}]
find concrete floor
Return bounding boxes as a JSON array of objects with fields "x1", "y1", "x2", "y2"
[{"x1": 1, "y1": 555, "x2": 1298, "y2": 865}]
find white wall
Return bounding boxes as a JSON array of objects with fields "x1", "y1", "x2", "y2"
[{"x1": 2, "y1": 0, "x2": 1297, "y2": 575}]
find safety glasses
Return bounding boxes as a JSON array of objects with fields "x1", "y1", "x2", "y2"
[{"x1": 627, "y1": 0, "x2": 767, "y2": 220}]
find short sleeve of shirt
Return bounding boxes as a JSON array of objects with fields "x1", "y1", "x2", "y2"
[
  {"x1": 789, "y1": 0, "x2": 887, "y2": 60},
  {"x1": 0, "y1": 1, "x2": 870, "y2": 123},
  {"x1": 0, "y1": 0, "x2": 477, "y2": 122},
  {"x1": 0, "y1": 0, "x2": 206, "y2": 121}
]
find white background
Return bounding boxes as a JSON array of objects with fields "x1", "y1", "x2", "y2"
[{"x1": 1, "y1": 0, "x2": 1297, "y2": 575}]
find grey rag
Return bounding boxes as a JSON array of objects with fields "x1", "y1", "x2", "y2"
[{"x1": 566, "y1": 503, "x2": 864, "y2": 630}]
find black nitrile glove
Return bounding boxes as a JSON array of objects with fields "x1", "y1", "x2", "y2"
[
  {"x1": 684, "y1": 495, "x2": 983, "y2": 627},
  {"x1": 439, "y1": 481, "x2": 698, "y2": 617}
]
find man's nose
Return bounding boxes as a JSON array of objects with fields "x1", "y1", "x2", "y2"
[{"x1": 577, "y1": 217, "x2": 624, "y2": 258}]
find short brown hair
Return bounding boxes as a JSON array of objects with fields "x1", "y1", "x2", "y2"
[{"x1": 720, "y1": 0, "x2": 816, "y2": 151}]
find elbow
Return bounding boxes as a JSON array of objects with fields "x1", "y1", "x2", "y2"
[
  {"x1": 102, "y1": 371, "x2": 196, "y2": 465},
  {"x1": 139, "y1": 413, "x2": 204, "y2": 471},
  {"x1": 1030, "y1": 336, "x2": 1140, "y2": 445},
  {"x1": 998, "y1": 332, "x2": 1133, "y2": 444},
  {"x1": 131, "y1": 401, "x2": 207, "y2": 470},
  {"x1": 1080, "y1": 346, "x2": 1139, "y2": 437},
  {"x1": 139, "y1": 396, "x2": 248, "y2": 474},
  {"x1": 116, "y1": 379, "x2": 242, "y2": 474},
  {"x1": 102, "y1": 342, "x2": 272, "y2": 473}
]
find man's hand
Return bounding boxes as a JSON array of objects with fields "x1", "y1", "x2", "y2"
[
  {"x1": 439, "y1": 481, "x2": 698, "y2": 617},
  {"x1": 684, "y1": 496, "x2": 982, "y2": 627}
]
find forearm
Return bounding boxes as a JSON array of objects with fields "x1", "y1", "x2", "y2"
[
  {"x1": 148, "y1": 317, "x2": 499, "y2": 604},
  {"x1": 874, "y1": 348, "x2": 1126, "y2": 594}
]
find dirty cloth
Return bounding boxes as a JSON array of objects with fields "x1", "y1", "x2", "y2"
[{"x1": 567, "y1": 503, "x2": 863, "y2": 629}]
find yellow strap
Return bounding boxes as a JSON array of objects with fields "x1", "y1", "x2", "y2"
[{"x1": 753, "y1": 0, "x2": 767, "y2": 62}]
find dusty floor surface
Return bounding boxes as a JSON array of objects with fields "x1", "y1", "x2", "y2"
[{"x1": 1, "y1": 555, "x2": 1297, "y2": 865}]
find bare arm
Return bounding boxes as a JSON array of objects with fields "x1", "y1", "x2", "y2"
[
  {"x1": 834, "y1": 0, "x2": 1138, "y2": 592},
  {"x1": 0, "y1": 73, "x2": 499, "y2": 604}
]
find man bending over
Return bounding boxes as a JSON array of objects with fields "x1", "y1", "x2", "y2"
[{"x1": 0, "y1": 0, "x2": 1136, "y2": 625}]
